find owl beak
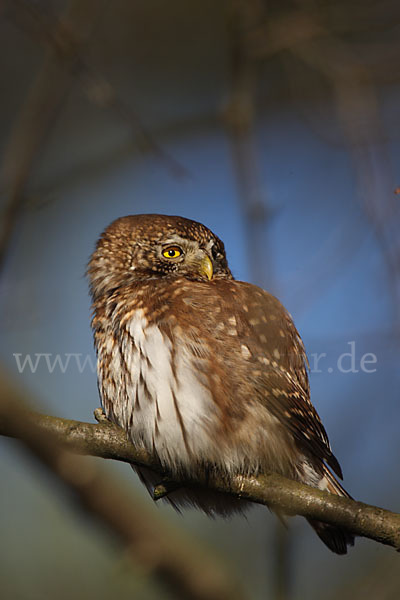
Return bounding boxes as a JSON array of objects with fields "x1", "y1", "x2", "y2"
[{"x1": 198, "y1": 254, "x2": 213, "y2": 280}]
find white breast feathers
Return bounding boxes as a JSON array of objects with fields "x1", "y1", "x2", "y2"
[{"x1": 100, "y1": 309, "x2": 216, "y2": 472}]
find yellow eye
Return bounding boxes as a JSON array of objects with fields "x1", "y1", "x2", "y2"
[{"x1": 162, "y1": 246, "x2": 183, "y2": 259}]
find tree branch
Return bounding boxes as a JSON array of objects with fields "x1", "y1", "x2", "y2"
[
  {"x1": 0, "y1": 373, "x2": 246, "y2": 600},
  {"x1": 1, "y1": 398, "x2": 399, "y2": 552}
]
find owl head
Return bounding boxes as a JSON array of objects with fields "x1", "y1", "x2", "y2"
[{"x1": 88, "y1": 214, "x2": 233, "y2": 299}]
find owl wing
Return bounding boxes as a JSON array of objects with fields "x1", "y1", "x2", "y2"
[
  {"x1": 223, "y1": 281, "x2": 343, "y2": 479},
  {"x1": 264, "y1": 368, "x2": 343, "y2": 478}
]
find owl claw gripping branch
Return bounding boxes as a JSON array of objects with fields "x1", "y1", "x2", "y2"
[{"x1": 88, "y1": 214, "x2": 354, "y2": 554}]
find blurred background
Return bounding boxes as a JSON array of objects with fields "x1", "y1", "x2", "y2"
[{"x1": 1, "y1": 1, "x2": 400, "y2": 598}]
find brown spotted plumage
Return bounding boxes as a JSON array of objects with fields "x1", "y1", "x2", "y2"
[{"x1": 88, "y1": 214, "x2": 354, "y2": 554}]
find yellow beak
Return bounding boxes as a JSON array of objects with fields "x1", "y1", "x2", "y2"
[{"x1": 199, "y1": 254, "x2": 213, "y2": 280}]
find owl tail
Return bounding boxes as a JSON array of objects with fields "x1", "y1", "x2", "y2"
[{"x1": 307, "y1": 465, "x2": 355, "y2": 555}]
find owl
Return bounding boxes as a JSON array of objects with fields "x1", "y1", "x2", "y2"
[{"x1": 88, "y1": 214, "x2": 354, "y2": 554}]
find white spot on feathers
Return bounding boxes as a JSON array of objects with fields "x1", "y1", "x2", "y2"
[{"x1": 241, "y1": 344, "x2": 251, "y2": 359}]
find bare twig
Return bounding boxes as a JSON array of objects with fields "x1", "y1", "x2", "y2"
[
  {"x1": 4, "y1": 0, "x2": 189, "y2": 180},
  {"x1": 1, "y1": 395, "x2": 399, "y2": 551},
  {"x1": 287, "y1": 24, "x2": 400, "y2": 330},
  {"x1": 247, "y1": 6, "x2": 400, "y2": 327},
  {"x1": 247, "y1": 6, "x2": 400, "y2": 80},
  {"x1": 224, "y1": 0, "x2": 275, "y2": 290},
  {"x1": 0, "y1": 0, "x2": 101, "y2": 276}
]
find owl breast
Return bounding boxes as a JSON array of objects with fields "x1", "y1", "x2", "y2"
[{"x1": 98, "y1": 308, "x2": 218, "y2": 472}]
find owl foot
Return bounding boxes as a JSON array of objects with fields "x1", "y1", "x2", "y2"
[
  {"x1": 235, "y1": 474, "x2": 246, "y2": 498},
  {"x1": 153, "y1": 479, "x2": 181, "y2": 501},
  {"x1": 94, "y1": 407, "x2": 110, "y2": 424}
]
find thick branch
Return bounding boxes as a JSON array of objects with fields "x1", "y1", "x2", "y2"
[
  {"x1": 0, "y1": 377, "x2": 245, "y2": 600},
  {"x1": 1, "y1": 404, "x2": 399, "y2": 552}
]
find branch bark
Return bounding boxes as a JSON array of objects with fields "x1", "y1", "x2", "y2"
[{"x1": 1, "y1": 394, "x2": 399, "y2": 552}]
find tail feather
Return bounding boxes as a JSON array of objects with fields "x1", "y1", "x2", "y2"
[
  {"x1": 308, "y1": 518, "x2": 354, "y2": 554},
  {"x1": 308, "y1": 464, "x2": 355, "y2": 555}
]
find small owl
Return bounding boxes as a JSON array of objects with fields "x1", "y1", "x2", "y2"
[{"x1": 88, "y1": 214, "x2": 354, "y2": 554}]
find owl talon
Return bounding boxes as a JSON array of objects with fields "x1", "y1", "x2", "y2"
[
  {"x1": 153, "y1": 480, "x2": 181, "y2": 501},
  {"x1": 236, "y1": 475, "x2": 245, "y2": 498},
  {"x1": 94, "y1": 407, "x2": 110, "y2": 424}
]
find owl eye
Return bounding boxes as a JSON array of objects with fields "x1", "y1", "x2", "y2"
[{"x1": 162, "y1": 246, "x2": 183, "y2": 259}]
